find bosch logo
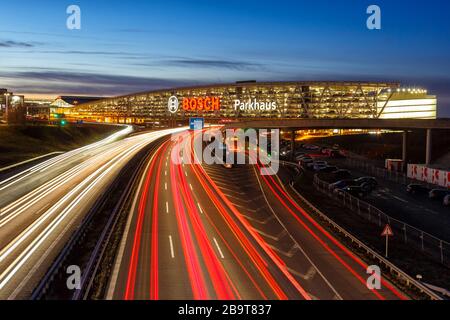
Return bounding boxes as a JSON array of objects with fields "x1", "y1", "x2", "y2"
[
  {"x1": 168, "y1": 96, "x2": 179, "y2": 114},
  {"x1": 182, "y1": 97, "x2": 220, "y2": 112}
]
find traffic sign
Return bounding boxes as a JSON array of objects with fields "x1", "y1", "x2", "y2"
[
  {"x1": 381, "y1": 224, "x2": 394, "y2": 237},
  {"x1": 189, "y1": 117, "x2": 204, "y2": 130},
  {"x1": 381, "y1": 224, "x2": 394, "y2": 258}
]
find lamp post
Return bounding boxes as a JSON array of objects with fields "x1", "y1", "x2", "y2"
[{"x1": 4, "y1": 93, "x2": 11, "y2": 123}]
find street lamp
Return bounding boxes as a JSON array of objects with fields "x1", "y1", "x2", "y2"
[{"x1": 4, "y1": 93, "x2": 11, "y2": 122}]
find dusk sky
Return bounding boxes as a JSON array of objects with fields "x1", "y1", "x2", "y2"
[{"x1": 1, "y1": 0, "x2": 450, "y2": 116}]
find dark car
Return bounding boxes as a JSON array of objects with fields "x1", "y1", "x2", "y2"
[
  {"x1": 354, "y1": 177, "x2": 378, "y2": 188},
  {"x1": 318, "y1": 166, "x2": 339, "y2": 173},
  {"x1": 338, "y1": 185, "x2": 368, "y2": 198},
  {"x1": 332, "y1": 169, "x2": 352, "y2": 180},
  {"x1": 443, "y1": 194, "x2": 450, "y2": 207},
  {"x1": 329, "y1": 150, "x2": 344, "y2": 158},
  {"x1": 406, "y1": 184, "x2": 430, "y2": 195},
  {"x1": 429, "y1": 189, "x2": 450, "y2": 201},
  {"x1": 330, "y1": 179, "x2": 357, "y2": 190}
]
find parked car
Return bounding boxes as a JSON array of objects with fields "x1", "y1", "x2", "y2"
[
  {"x1": 406, "y1": 184, "x2": 430, "y2": 195},
  {"x1": 313, "y1": 163, "x2": 328, "y2": 171},
  {"x1": 295, "y1": 153, "x2": 307, "y2": 161},
  {"x1": 329, "y1": 150, "x2": 344, "y2": 158},
  {"x1": 306, "y1": 161, "x2": 316, "y2": 169},
  {"x1": 354, "y1": 177, "x2": 378, "y2": 188},
  {"x1": 318, "y1": 166, "x2": 339, "y2": 173},
  {"x1": 332, "y1": 169, "x2": 352, "y2": 180},
  {"x1": 429, "y1": 189, "x2": 450, "y2": 201},
  {"x1": 338, "y1": 185, "x2": 368, "y2": 198},
  {"x1": 304, "y1": 144, "x2": 320, "y2": 150},
  {"x1": 443, "y1": 194, "x2": 450, "y2": 206},
  {"x1": 330, "y1": 179, "x2": 357, "y2": 190},
  {"x1": 307, "y1": 160, "x2": 327, "y2": 170},
  {"x1": 299, "y1": 158, "x2": 313, "y2": 167}
]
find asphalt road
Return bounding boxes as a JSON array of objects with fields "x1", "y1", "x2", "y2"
[
  {"x1": 0, "y1": 126, "x2": 186, "y2": 299},
  {"x1": 108, "y1": 130, "x2": 408, "y2": 300}
]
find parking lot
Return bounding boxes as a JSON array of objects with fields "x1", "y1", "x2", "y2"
[{"x1": 280, "y1": 141, "x2": 450, "y2": 242}]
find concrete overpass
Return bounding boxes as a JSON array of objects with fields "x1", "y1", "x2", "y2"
[
  {"x1": 223, "y1": 118, "x2": 450, "y2": 166},
  {"x1": 223, "y1": 118, "x2": 450, "y2": 130}
]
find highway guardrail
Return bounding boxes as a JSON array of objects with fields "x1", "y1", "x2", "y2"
[{"x1": 279, "y1": 162, "x2": 443, "y2": 300}]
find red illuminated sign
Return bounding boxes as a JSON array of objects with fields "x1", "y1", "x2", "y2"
[{"x1": 182, "y1": 97, "x2": 220, "y2": 112}]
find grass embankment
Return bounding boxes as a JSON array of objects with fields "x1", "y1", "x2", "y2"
[{"x1": 0, "y1": 124, "x2": 122, "y2": 167}]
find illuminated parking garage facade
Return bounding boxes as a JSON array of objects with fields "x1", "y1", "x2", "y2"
[{"x1": 69, "y1": 81, "x2": 437, "y2": 124}]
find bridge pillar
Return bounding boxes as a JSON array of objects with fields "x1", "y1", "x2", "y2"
[
  {"x1": 426, "y1": 129, "x2": 432, "y2": 166},
  {"x1": 290, "y1": 129, "x2": 295, "y2": 160},
  {"x1": 402, "y1": 131, "x2": 408, "y2": 163}
]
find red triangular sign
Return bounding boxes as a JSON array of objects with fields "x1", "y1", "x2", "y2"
[{"x1": 381, "y1": 224, "x2": 394, "y2": 237}]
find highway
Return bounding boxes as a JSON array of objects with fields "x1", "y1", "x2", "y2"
[
  {"x1": 0, "y1": 126, "x2": 186, "y2": 299},
  {"x1": 107, "y1": 129, "x2": 408, "y2": 300}
]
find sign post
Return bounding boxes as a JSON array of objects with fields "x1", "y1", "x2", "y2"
[{"x1": 381, "y1": 224, "x2": 394, "y2": 258}]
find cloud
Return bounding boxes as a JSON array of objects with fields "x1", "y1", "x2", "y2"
[
  {"x1": 0, "y1": 40, "x2": 35, "y2": 48},
  {"x1": 0, "y1": 69, "x2": 201, "y2": 96},
  {"x1": 34, "y1": 50, "x2": 144, "y2": 58},
  {"x1": 163, "y1": 58, "x2": 265, "y2": 71}
]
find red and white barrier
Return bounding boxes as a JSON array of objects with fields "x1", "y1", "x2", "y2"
[{"x1": 408, "y1": 164, "x2": 450, "y2": 188}]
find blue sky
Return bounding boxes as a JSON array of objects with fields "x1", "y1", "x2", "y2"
[{"x1": 1, "y1": 0, "x2": 450, "y2": 116}]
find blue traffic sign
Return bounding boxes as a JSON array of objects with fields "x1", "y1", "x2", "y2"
[{"x1": 189, "y1": 117, "x2": 204, "y2": 130}]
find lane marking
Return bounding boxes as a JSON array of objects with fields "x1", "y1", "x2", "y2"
[
  {"x1": 424, "y1": 208, "x2": 439, "y2": 215},
  {"x1": 165, "y1": 170, "x2": 167, "y2": 176},
  {"x1": 165, "y1": 182, "x2": 168, "y2": 191},
  {"x1": 166, "y1": 201, "x2": 169, "y2": 214},
  {"x1": 213, "y1": 237, "x2": 225, "y2": 259},
  {"x1": 189, "y1": 184, "x2": 193, "y2": 191},
  {"x1": 185, "y1": 171, "x2": 188, "y2": 177},
  {"x1": 392, "y1": 195, "x2": 409, "y2": 203},
  {"x1": 168, "y1": 235, "x2": 175, "y2": 258},
  {"x1": 197, "y1": 202, "x2": 203, "y2": 214},
  {"x1": 252, "y1": 166, "x2": 343, "y2": 300}
]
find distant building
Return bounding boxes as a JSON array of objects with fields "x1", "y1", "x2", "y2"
[
  {"x1": 25, "y1": 98, "x2": 53, "y2": 121},
  {"x1": 0, "y1": 89, "x2": 25, "y2": 124},
  {"x1": 70, "y1": 81, "x2": 438, "y2": 126},
  {"x1": 50, "y1": 96, "x2": 104, "y2": 121}
]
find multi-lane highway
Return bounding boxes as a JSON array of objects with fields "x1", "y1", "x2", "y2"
[
  {"x1": 107, "y1": 129, "x2": 408, "y2": 300},
  {"x1": 0, "y1": 126, "x2": 186, "y2": 299}
]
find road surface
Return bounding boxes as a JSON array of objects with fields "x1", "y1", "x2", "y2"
[
  {"x1": 108, "y1": 130, "x2": 408, "y2": 300},
  {"x1": 0, "y1": 126, "x2": 185, "y2": 299}
]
